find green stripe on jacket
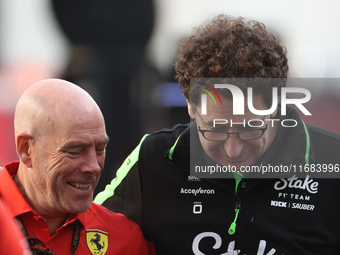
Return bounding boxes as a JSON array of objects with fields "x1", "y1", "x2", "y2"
[{"x1": 94, "y1": 134, "x2": 148, "y2": 205}]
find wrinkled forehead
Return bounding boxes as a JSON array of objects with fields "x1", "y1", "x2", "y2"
[
  {"x1": 56, "y1": 103, "x2": 105, "y2": 131},
  {"x1": 39, "y1": 99, "x2": 106, "y2": 141}
]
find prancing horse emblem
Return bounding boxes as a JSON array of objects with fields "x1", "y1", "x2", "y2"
[
  {"x1": 86, "y1": 230, "x2": 108, "y2": 255},
  {"x1": 91, "y1": 233, "x2": 105, "y2": 251}
]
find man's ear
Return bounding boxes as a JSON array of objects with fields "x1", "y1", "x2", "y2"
[
  {"x1": 16, "y1": 133, "x2": 33, "y2": 168},
  {"x1": 186, "y1": 99, "x2": 196, "y2": 119}
]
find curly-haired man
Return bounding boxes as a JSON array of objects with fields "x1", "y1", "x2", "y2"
[{"x1": 96, "y1": 15, "x2": 340, "y2": 254}]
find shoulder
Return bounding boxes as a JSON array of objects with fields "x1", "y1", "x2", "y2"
[
  {"x1": 87, "y1": 203, "x2": 145, "y2": 240},
  {"x1": 306, "y1": 123, "x2": 340, "y2": 145},
  {"x1": 88, "y1": 202, "x2": 139, "y2": 229},
  {"x1": 136, "y1": 123, "x2": 189, "y2": 166},
  {"x1": 141, "y1": 123, "x2": 189, "y2": 151},
  {"x1": 86, "y1": 203, "x2": 150, "y2": 253},
  {"x1": 112, "y1": 123, "x2": 189, "y2": 167},
  {"x1": 306, "y1": 123, "x2": 340, "y2": 163}
]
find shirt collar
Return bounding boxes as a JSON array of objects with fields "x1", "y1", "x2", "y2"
[{"x1": 0, "y1": 161, "x2": 32, "y2": 217}]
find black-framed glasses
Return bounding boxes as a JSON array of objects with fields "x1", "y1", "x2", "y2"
[
  {"x1": 198, "y1": 124, "x2": 268, "y2": 141},
  {"x1": 194, "y1": 109, "x2": 268, "y2": 141},
  {"x1": 198, "y1": 124, "x2": 268, "y2": 142}
]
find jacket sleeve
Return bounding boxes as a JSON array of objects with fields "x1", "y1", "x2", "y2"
[{"x1": 94, "y1": 135, "x2": 148, "y2": 228}]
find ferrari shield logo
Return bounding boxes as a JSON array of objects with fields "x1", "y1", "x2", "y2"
[{"x1": 86, "y1": 229, "x2": 108, "y2": 255}]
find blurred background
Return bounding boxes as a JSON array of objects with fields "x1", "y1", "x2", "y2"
[{"x1": 0, "y1": 0, "x2": 339, "y2": 194}]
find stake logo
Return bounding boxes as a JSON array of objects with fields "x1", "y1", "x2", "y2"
[{"x1": 199, "y1": 83, "x2": 311, "y2": 116}]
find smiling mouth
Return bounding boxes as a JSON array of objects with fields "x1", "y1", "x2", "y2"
[{"x1": 68, "y1": 182, "x2": 91, "y2": 190}]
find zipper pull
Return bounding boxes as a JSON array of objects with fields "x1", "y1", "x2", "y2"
[{"x1": 228, "y1": 200, "x2": 241, "y2": 235}]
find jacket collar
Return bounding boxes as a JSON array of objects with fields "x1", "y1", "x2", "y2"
[{"x1": 260, "y1": 107, "x2": 315, "y2": 167}]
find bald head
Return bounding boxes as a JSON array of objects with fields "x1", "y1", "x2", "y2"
[
  {"x1": 14, "y1": 79, "x2": 104, "y2": 141},
  {"x1": 14, "y1": 79, "x2": 109, "y2": 221}
]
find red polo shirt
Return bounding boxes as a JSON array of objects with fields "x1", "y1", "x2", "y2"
[{"x1": 0, "y1": 161, "x2": 150, "y2": 255}]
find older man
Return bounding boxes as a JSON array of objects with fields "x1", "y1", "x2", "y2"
[{"x1": 0, "y1": 79, "x2": 150, "y2": 254}]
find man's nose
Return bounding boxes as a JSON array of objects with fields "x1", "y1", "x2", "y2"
[
  {"x1": 223, "y1": 134, "x2": 244, "y2": 158},
  {"x1": 80, "y1": 150, "x2": 102, "y2": 176}
]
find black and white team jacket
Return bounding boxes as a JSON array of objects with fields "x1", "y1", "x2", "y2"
[{"x1": 95, "y1": 107, "x2": 340, "y2": 255}]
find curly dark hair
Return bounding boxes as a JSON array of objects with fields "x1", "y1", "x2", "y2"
[{"x1": 175, "y1": 14, "x2": 288, "y2": 107}]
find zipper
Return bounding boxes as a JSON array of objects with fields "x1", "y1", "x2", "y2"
[
  {"x1": 228, "y1": 199, "x2": 241, "y2": 235},
  {"x1": 228, "y1": 178, "x2": 268, "y2": 235},
  {"x1": 228, "y1": 172, "x2": 243, "y2": 235}
]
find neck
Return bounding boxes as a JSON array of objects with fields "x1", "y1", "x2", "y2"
[{"x1": 43, "y1": 215, "x2": 69, "y2": 235}]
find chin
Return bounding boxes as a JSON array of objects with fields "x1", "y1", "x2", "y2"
[
  {"x1": 71, "y1": 204, "x2": 92, "y2": 214},
  {"x1": 66, "y1": 200, "x2": 92, "y2": 214}
]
